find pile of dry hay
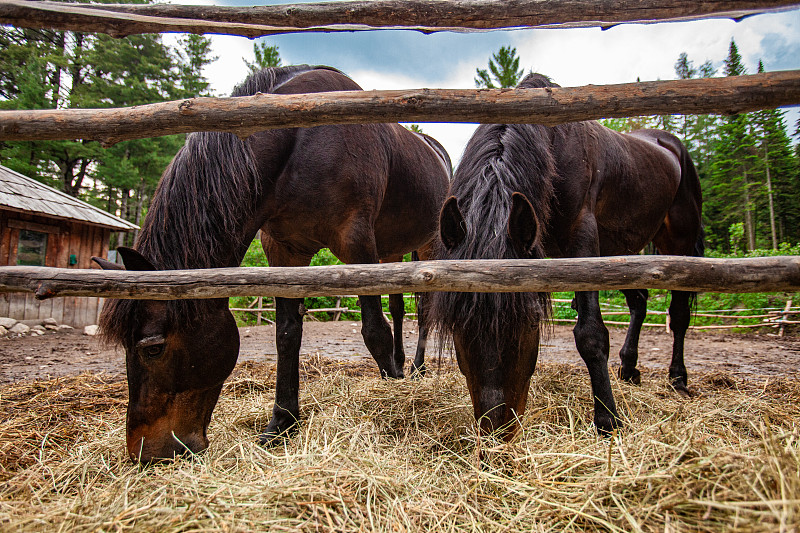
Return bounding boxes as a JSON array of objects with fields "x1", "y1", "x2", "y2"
[{"x1": 1, "y1": 355, "x2": 798, "y2": 532}]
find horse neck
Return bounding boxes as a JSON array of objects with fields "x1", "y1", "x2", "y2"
[{"x1": 134, "y1": 131, "x2": 267, "y2": 271}]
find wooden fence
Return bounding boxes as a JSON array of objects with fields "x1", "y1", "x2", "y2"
[{"x1": 1, "y1": 0, "x2": 800, "y2": 306}]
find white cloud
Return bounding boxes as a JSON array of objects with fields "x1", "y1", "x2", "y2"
[{"x1": 191, "y1": 10, "x2": 799, "y2": 160}]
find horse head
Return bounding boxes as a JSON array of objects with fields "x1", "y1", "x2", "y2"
[
  {"x1": 94, "y1": 248, "x2": 239, "y2": 462},
  {"x1": 435, "y1": 192, "x2": 548, "y2": 440}
]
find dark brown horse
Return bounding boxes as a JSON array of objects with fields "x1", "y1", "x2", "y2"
[
  {"x1": 94, "y1": 65, "x2": 451, "y2": 462},
  {"x1": 428, "y1": 73, "x2": 703, "y2": 439}
]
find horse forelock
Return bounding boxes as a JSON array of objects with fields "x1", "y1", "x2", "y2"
[{"x1": 429, "y1": 123, "x2": 554, "y2": 352}]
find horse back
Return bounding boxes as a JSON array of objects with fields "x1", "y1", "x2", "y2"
[
  {"x1": 546, "y1": 123, "x2": 690, "y2": 257},
  {"x1": 271, "y1": 67, "x2": 363, "y2": 95}
]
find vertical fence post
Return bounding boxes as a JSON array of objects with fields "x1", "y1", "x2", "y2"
[
  {"x1": 779, "y1": 299, "x2": 792, "y2": 337},
  {"x1": 257, "y1": 296, "x2": 263, "y2": 326}
]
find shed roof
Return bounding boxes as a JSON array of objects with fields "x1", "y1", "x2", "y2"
[{"x1": 0, "y1": 164, "x2": 138, "y2": 231}]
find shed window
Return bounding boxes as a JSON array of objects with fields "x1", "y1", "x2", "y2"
[{"x1": 17, "y1": 229, "x2": 48, "y2": 266}]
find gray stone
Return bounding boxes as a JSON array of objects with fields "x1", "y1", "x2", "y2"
[
  {"x1": 45, "y1": 324, "x2": 59, "y2": 330},
  {"x1": 43, "y1": 318, "x2": 59, "y2": 326},
  {"x1": 10, "y1": 323, "x2": 30, "y2": 335},
  {"x1": 0, "y1": 326, "x2": 7, "y2": 337},
  {"x1": 0, "y1": 317, "x2": 16, "y2": 329},
  {"x1": 83, "y1": 325, "x2": 100, "y2": 336},
  {"x1": 32, "y1": 325, "x2": 47, "y2": 333},
  {"x1": 58, "y1": 325, "x2": 74, "y2": 331}
]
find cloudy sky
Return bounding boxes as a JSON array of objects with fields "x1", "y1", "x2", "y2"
[{"x1": 178, "y1": 2, "x2": 800, "y2": 162}]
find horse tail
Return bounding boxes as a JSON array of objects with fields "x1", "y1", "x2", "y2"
[{"x1": 679, "y1": 139, "x2": 703, "y2": 312}]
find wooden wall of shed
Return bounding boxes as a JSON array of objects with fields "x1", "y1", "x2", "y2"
[{"x1": 1, "y1": 208, "x2": 113, "y2": 326}]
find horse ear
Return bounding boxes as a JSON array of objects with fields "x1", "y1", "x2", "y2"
[
  {"x1": 440, "y1": 196, "x2": 466, "y2": 250},
  {"x1": 116, "y1": 247, "x2": 157, "y2": 271},
  {"x1": 508, "y1": 192, "x2": 539, "y2": 256},
  {"x1": 92, "y1": 256, "x2": 126, "y2": 271}
]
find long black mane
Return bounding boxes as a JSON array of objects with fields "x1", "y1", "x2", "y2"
[
  {"x1": 429, "y1": 73, "x2": 557, "y2": 349},
  {"x1": 101, "y1": 65, "x2": 333, "y2": 347}
]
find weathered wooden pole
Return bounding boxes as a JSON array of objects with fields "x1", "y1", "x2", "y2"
[
  {"x1": 1, "y1": 72, "x2": 799, "y2": 145},
  {"x1": 1, "y1": 0, "x2": 798, "y2": 37},
  {"x1": 1, "y1": 256, "x2": 799, "y2": 300}
]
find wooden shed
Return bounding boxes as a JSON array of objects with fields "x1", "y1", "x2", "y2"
[{"x1": 0, "y1": 164, "x2": 138, "y2": 327}]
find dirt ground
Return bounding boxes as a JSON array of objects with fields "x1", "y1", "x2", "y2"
[{"x1": 2, "y1": 320, "x2": 799, "y2": 385}]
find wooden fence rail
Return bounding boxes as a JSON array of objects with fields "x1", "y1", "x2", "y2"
[
  {"x1": 2, "y1": 72, "x2": 799, "y2": 145},
  {"x1": 2, "y1": 0, "x2": 798, "y2": 38},
  {"x1": 2, "y1": 256, "x2": 799, "y2": 300}
]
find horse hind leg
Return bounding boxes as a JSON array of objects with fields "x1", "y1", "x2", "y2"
[
  {"x1": 388, "y1": 293, "x2": 407, "y2": 372},
  {"x1": 335, "y1": 230, "x2": 402, "y2": 379},
  {"x1": 667, "y1": 290, "x2": 693, "y2": 396},
  {"x1": 410, "y1": 246, "x2": 434, "y2": 378},
  {"x1": 380, "y1": 254, "x2": 408, "y2": 375},
  {"x1": 619, "y1": 289, "x2": 649, "y2": 385},
  {"x1": 411, "y1": 292, "x2": 429, "y2": 378}
]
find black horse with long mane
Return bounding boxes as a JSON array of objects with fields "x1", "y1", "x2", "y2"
[
  {"x1": 428, "y1": 73, "x2": 703, "y2": 439},
  {"x1": 94, "y1": 65, "x2": 451, "y2": 462}
]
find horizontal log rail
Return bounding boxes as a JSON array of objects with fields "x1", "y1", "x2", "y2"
[
  {"x1": 1, "y1": 256, "x2": 799, "y2": 301},
  {"x1": 2, "y1": 71, "x2": 799, "y2": 145},
  {"x1": 1, "y1": 0, "x2": 798, "y2": 37}
]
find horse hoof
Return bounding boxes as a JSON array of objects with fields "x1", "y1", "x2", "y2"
[
  {"x1": 671, "y1": 380, "x2": 694, "y2": 398},
  {"x1": 619, "y1": 367, "x2": 641, "y2": 385},
  {"x1": 258, "y1": 422, "x2": 298, "y2": 447},
  {"x1": 595, "y1": 413, "x2": 622, "y2": 436},
  {"x1": 410, "y1": 364, "x2": 426, "y2": 380},
  {"x1": 380, "y1": 369, "x2": 404, "y2": 380}
]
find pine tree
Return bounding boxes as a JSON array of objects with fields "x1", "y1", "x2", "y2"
[
  {"x1": 244, "y1": 41, "x2": 281, "y2": 73},
  {"x1": 176, "y1": 34, "x2": 216, "y2": 98},
  {"x1": 708, "y1": 38, "x2": 760, "y2": 251},
  {"x1": 475, "y1": 46, "x2": 525, "y2": 88},
  {"x1": 672, "y1": 53, "x2": 697, "y2": 151},
  {"x1": 0, "y1": 17, "x2": 217, "y2": 246},
  {"x1": 752, "y1": 61, "x2": 800, "y2": 247}
]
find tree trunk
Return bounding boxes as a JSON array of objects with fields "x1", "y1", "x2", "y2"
[
  {"x1": 116, "y1": 190, "x2": 129, "y2": 248},
  {"x1": 132, "y1": 179, "x2": 145, "y2": 244},
  {"x1": 764, "y1": 145, "x2": 778, "y2": 250},
  {"x1": 742, "y1": 168, "x2": 756, "y2": 252},
  {"x1": 52, "y1": 31, "x2": 65, "y2": 107}
]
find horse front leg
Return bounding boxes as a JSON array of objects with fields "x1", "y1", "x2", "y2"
[
  {"x1": 573, "y1": 290, "x2": 621, "y2": 434},
  {"x1": 260, "y1": 296, "x2": 304, "y2": 446},
  {"x1": 668, "y1": 290, "x2": 693, "y2": 396},
  {"x1": 619, "y1": 289, "x2": 649, "y2": 385}
]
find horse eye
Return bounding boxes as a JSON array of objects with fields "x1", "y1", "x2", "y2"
[{"x1": 140, "y1": 344, "x2": 166, "y2": 359}]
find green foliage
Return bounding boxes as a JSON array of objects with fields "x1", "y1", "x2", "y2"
[
  {"x1": 0, "y1": 17, "x2": 217, "y2": 250},
  {"x1": 475, "y1": 46, "x2": 524, "y2": 89},
  {"x1": 244, "y1": 41, "x2": 281, "y2": 74}
]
